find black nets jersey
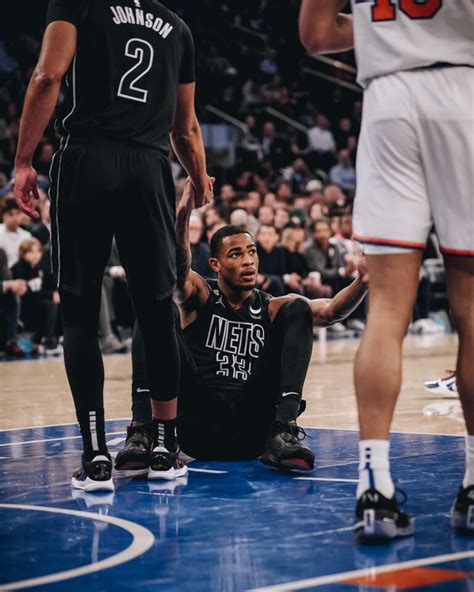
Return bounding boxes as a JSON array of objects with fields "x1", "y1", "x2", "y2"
[
  {"x1": 182, "y1": 280, "x2": 273, "y2": 396},
  {"x1": 47, "y1": 0, "x2": 195, "y2": 153}
]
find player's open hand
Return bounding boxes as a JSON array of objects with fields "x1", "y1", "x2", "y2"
[{"x1": 14, "y1": 167, "x2": 40, "y2": 220}]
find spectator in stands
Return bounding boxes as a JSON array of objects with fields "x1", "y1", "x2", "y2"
[
  {"x1": 11, "y1": 238, "x2": 59, "y2": 354},
  {"x1": 0, "y1": 246, "x2": 26, "y2": 357},
  {"x1": 323, "y1": 184, "x2": 347, "y2": 209},
  {"x1": 101, "y1": 240, "x2": 129, "y2": 354},
  {"x1": 256, "y1": 223, "x2": 301, "y2": 296},
  {"x1": 258, "y1": 205, "x2": 274, "y2": 226},
  {"x1": 283, "y1": 158, "x2": 312, "y2": 194},
  {"x1": 203, "y1": 206, "x2": 225, "y2": 234},
  {"x1": 335, "y1": 118, "x2": 353, "y2": 150},
  {"x1": 275, "y1": 180, "x2": 292, "y2": 203},
  {"x1": 307, "y1": 114, "x2": 336, "y2": 171},
  {"x1": 260, "y1": 121, "x2": 295, "y2": 169},
  {"x1": 280, "y1": 226, "x2": 332, "y2": 299},
  {"x1": 0, "y1": 198, "x2": 32, "y2": 267},
  {"x1": 274, "y1": 206, "x2": 291, "y2": 232},
  {"x1": 329, "y1": 149, "x2": 356, "y2": 192},
  {"x1": 303, "y1": 218, "x2": 356, "y2": 297}
]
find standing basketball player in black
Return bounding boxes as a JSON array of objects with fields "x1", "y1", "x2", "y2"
[
  {"x1": 115, "y1": 180, "x2": 369, "y2": 472},
  {"x1": 14, "y1": 1, "x2": 213, "y2": 492}
]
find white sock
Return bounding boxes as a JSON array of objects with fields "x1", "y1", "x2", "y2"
[
  {"x1": 356, "y1": 439, "x2": 395, "y2": 500},
  {"x1": 462, "y1": 435, "x2": 474, "y2": 488}
]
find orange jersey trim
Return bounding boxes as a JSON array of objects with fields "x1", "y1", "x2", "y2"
[
  {"x1": 440, "y1": 246, "x2": 474, "y2": 257},
  {"x1": 352, "y1": 234, "x2": 426, "y2": 250}
]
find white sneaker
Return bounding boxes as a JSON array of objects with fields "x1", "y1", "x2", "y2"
[
  {"x1": 411, "y1": 318, "x2": 444, "y2": 335},
  {"x1": 424, "y1": 370, "x2": 458, "y2": 398}
]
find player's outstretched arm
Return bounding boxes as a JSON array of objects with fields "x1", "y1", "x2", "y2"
[
  {"x1": 14, "y1": 21, "x2": 77, "y2": 219},
  {"x1": 174, "y1": 178, "x2": 211, "y2": 311},
  {"x1": 171, "y1": 83, "x2": 213, "y2": 208},
  {"x1": 299, "y1": 0, "x2": 353, "y2": 54},
  {"x1": 270, "y1": 265, "x2": 368, "y2": 327}
]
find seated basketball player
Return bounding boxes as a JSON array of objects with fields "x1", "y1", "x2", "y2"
[{"x1": 115, "y1": 180, "x2": 368, "y2": 476}]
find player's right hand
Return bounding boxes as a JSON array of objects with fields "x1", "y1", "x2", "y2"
[
  {"x1": 14, "y1": 167, "x2": 41, "y2": 220},
  {"x1": 194, "y1": 175, "x2": 214, "y2": 208}
]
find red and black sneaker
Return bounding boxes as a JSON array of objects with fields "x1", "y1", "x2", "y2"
[
  {"x1": 260, "y1": 421, "x2": 315, "y2": 472},
  {"x1": 114, "y1": 424, "x2": 154, "y2": 472}
]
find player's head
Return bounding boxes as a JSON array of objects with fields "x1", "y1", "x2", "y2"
[{"x1": 209, "y1": 225, "x2": 258, "y2": 292}]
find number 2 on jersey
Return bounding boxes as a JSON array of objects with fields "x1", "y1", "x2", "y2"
[
  {"x1": 371, "y1": 0, "x2": 442, "y2": 22},
  {"x1": 118, "y1": 38, "x2": 154, "y2": 103}
]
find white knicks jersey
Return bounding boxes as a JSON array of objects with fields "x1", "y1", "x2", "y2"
[{"x1": 351, "y1": 0, "x2": 474, "y2": 87}]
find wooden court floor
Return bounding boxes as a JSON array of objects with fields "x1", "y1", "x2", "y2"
[{"x1": 0, "y1": 334, "x2": 462, "y2": 436}]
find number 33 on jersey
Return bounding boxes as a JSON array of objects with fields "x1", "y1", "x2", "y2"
[{"x1": 351, "y1": 0, "x2": 473, "y2": 87}]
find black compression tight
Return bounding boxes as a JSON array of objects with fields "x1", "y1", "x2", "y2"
[{"x1": 61, "y1": 290, "x2": 180, "y2": 459}]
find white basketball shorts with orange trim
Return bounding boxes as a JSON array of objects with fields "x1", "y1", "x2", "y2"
[{"x1": 353, "y1": 66, "x2": 474, "y2": 257}]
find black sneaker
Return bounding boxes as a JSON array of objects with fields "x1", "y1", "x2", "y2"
[
  {"x1": 259, "y1": 420, "x2": 315, "y2": 471},
  {"x1": 354, "y1": 489, "x2": 414, "y2": 544},
  {"x1": 148, "y1": 446, "x2": 188, "y2": 481},
  {"x1": 114, "y1": 424, "x2": 154, "y2": 472},
  {"x1": 451, "y1": 485, "x2": 474, "y2": 533},
  {"x1": 71, "y1": 454, "x2": 114, "y2": 493}
]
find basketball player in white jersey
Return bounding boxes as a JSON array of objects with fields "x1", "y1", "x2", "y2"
[{"x1": 300, "y1": 0, "x2": 474, "y2": 542}]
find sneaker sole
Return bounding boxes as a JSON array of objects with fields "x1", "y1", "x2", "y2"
[
  {"x1": 450, "y1": 512, "x2": 474, "y2": 533},
  {"x1": 260, "y1": 453, "x2": 314, "y2": 472},
  {"x1": 148, "y1": 465, "x2": 188, "y2": 481},
  {"x1": 423, "y1": 386, "x2": 458, "y2": 398},
  {"x1": 71, "y1": 476, "x2": 115, "y2": 493},
  {"x1": 354, "y1": 519, "x2": 415, "y2": 544}
]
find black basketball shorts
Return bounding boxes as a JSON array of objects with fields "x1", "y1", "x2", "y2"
[{"x1": 49, "y1": 141, "x2": 176, "y2": 300}]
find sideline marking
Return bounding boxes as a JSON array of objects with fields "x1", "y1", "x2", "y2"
[
  {"x1": 0, "y1": 419, "x2": 129, "y2": 433},
  {"x1": 188, "y1": 468, "x2": 228, "y2": 475},
  {"x1": 0, "y1": 503, "x2": 155, "y2": 591},
  {"x1": 295, "y1": 477, "x2": 358, "y2": 483},
  {"x1": 0, "y1": 431, "x2": 124, "y2": 448},
  {"x1": 246, "y1": 551, "x2": 474, "y2": 591}
]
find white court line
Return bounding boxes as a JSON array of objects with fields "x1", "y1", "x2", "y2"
[
  {"x1": 246, "y1": 550, "x2": 474, "y2": 592},
  {"x1": 0, "y1": 431, "x2": 124, "y2": 448},
  {"x1": 295, "y1": 477, "x2": 358, "y2": 483},
  {"x1": 188, "y1": 468, "x2": 228, "y2": 475},
  {"x1": 0, "y1": 503, "x2": 154, "y2": 591},
  {"x1": 107, "y1": 437, "x2": 126, "y2": 447},
  {"x1": 304, "y1": 426, "x2": 463, "y2": 438},
  {"x1": 0, "y1": 419, "x2": 129, "y2": 433}
]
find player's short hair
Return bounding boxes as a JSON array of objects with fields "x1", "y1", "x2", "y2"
[{"x1": 209, "y1": 225, "x2": 254, "y2": 258}]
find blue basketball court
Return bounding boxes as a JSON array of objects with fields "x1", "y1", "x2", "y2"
[{"x1": 0, "y1": 422, "x2": 472, "y2": 591}]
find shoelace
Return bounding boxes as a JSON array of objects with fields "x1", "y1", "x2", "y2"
[{"x1": 442, "y1": 369, "x2": 456, "y2": 381}]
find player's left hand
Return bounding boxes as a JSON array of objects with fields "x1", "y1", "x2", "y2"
[{"x1": 14, "y1": 167, "x2": 41, "y2": 220}]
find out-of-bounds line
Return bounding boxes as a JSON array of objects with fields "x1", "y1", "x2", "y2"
[
  {"x1": 188, "y1": 468, "x2": 228, "y2": 474},
  {"x1": 0, "y1": 431, "x2": 124, "y2": 448},
  {"x1": 246, "y1": 550, "x2": 474, "y2": 592},
  {"x1": 304, "y1": 426, "x2": 463, "y2": 438},
  {"x1": 0, "y1": 419, "x2": 129, "y2": 433},
  {"x1": 295, "y1": 477, "x2": 358, "y2": 483},
  {"x1": 0, "y1": 503, "x2": 155, "y2": 591}
]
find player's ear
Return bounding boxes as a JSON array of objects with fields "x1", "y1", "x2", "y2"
[{"x1": 209, "y1": 257, "x2": 219, "y2": 273}]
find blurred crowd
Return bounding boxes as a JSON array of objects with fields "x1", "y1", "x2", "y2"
[{"x1": 0, "y1": 0, "x2": 448, "y2": 358}]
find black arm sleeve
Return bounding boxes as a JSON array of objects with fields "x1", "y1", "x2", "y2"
[
  {"x1": 46, "y1": 0, "x2": 85, "y2": 27},
  {"x1": 178, "y1": 20, "x2": 196, "y2": 84}
]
